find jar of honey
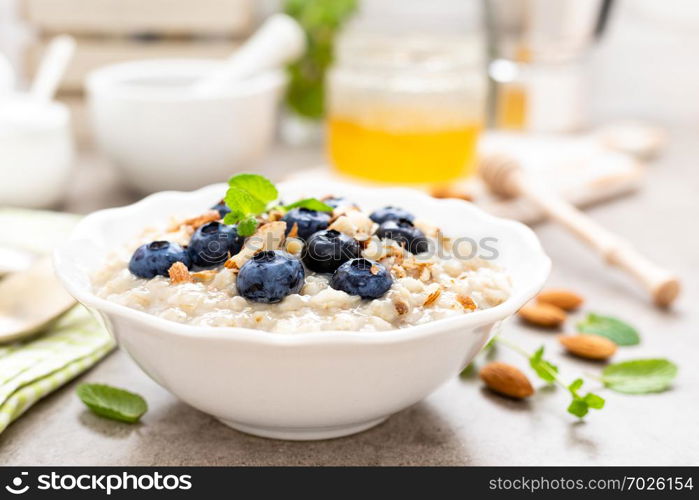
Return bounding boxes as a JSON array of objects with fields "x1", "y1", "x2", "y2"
[{"x1": 327, "y1": 34, "x2": 486, "y2": 184}]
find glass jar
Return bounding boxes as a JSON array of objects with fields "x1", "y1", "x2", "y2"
[{"x1": 327, "y1": 34, "x2": 486, "y2": 184}]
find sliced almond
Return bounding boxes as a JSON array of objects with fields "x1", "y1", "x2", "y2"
[
  {"x1": 394, "y1": 299, "x2": 409, "y2": 315},
  {"x1": 288, "y1": 222, "x2": 299, "y2": 239},
  {"x1": 370, "y1": 264, "x2": 380, "y2": 275},
  {"x1": 391, "y1": 264, "x2": 407, "y2": 279},
  {"x1": 191, "y1": 269, "x2": 217, "y2": 283},
  {"x1": 457, "y1": 294, "x2": 477, "y2": 311},
  {"x1": 518, "y1": 302, "x2": 567, "y2": 328},
  {"x1": 537, "y1": 288, "x2": 584, "y2": 311},
  {"x1": 267, "y1": 209, "x2": 284, "y2": 222},
  {"x1": 169, "y1": 210, "x2": 221, "y2": 231},
  {"x1": 480, "y1": 362, "x2": 534, "y2": 399},
  {"x1": 168, "y1": 262, "x2": 192, "y2": 284},
  {"x1": 558, "y1": 334, "x2": 617, "y2": 360},
  {"x1": 225, "y1": 221, "x2": 286, "y2": 269},
  {"x1": 423, "y1": 288, "x2": 441, "y2": 307}
]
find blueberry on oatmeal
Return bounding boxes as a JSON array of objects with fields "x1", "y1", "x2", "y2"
[
  {"x1": 211, "y1": 200, "x2": 230, "y2": 218},
  {"x1": 237, "y1": 250, "x2": 305, "y2": 303},
  {"x1": 376, "y1": 218, "x2": 429, "y2": 255},
  {"x1": 282, "y1": 208, "x2": 331, "y2": 240},
  {"x1": 128, "y1": 241, "x2": 191, "y2": 279},
  {"x1": 369, "y1": 206, "x2": 414, "y2": 224},
  {"x1": 330, "y1": 258, "x2": 392, "y2": 300},
  {"x1": 302, "y1": 229, "x2": 361, "y2": 273},
  {"x1": 188, "y1": 221, "x2": 244, "y2": 269}
]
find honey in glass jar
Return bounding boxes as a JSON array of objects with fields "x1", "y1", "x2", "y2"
[{"x1": 327, "y1": 34, "x2": 486, "y2": 184}]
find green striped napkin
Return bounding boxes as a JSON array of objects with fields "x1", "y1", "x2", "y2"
[{"x1": 0, "y1": 209, "x2": 115, "y2": 433}]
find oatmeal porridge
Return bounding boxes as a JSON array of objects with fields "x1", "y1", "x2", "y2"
[{"x1": 92, "y1": 180, "x2": 511, "y2": 333}]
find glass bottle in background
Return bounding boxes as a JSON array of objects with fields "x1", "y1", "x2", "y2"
[
  {"x1": 327, "y1": 33, "x2": 486, "y2": 184},
  {"x1": 485, "y1": 0, "x2": 615, "y2": 132}
]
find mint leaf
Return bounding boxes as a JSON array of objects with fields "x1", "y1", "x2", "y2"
[
  {"x1": 228, "y1": 174, "x2": 278, "y2": 204},
  {"x1": 567, "y1": 398, "x2": 589, "y2": 418},
  {"x1": 529, "y1": 346, "x2": 558, "y2": 384},
  {"x1": 284, "y1": 198, "x2": 333, "y2": 212},
  {"x1": 224, "y1": 186, "x2": 267, "y2": 216},
  {"x1": 577, "y1": 313, "x2": 640, "y2": 346},
  {"x1": 459, "y1": 363, "x2": 475, "y2": 378},
  {"x1": 583, "y1": 392, "x2": 605, "y2": 409},
  {"x1": 223, "y1": 211, "x2": 243, "y2": 225},
  {"x1": 77, "y1": 383, "x2": 147, "y2": 424},
  {"x1": 566, "y1": 379, "x2": 604, "y2": 418},
  {"x1": 568, "y1": 378, "x2": 584, "y2": 393},
  {"x1": 601, "y1": 359, "x2": 678, "y2": 394},
  {"x1": 237, "y1": 216, "x2": 259, "y2": 237}
]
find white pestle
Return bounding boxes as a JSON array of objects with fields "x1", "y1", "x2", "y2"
[
  {"x1": 192, "y1": 13, "x2": 306, "y2": 96},
  {"x1": 30, "y1": 35, "x2": 76, "y2": 103}
]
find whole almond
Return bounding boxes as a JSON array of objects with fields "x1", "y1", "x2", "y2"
[
  {"x1": 537, "y1": 288, "x2": 584, "y2": 311},
  {"x1": 559, "y1": 334, "x2": 617, "y2": 360},
  {"x1": 479, "y1": 362, "x2": 534, "y2": 399},
  {"x1": 518, "y1": 302, "x2": 567, "y2": 328}
]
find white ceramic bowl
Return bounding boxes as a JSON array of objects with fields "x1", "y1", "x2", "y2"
[
  {"x1": 0, "y1": 94, "x2": 74, "y2": 208},
  {"x1": 54, "y1": 181, "x2": 550, "y2": 440},
  {"x1": 86, "y1": 59, "x2": 285, "y2": 193}
]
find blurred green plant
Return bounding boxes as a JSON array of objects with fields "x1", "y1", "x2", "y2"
[{"x1": 283, "y1": 0, "x2": 358, "y2": 120}]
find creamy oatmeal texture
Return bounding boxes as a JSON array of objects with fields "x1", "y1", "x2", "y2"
[{"x1": 93, "y1": 201, "x2": 512, "y2": 333}]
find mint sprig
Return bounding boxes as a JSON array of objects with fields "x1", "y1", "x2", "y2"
[
  {"x1": 76, "y1": 383, "x2": 148, "y2": 424},
  {"x1": 577, "y1": 313, "x2": 640, "y2": 346},
  {"x1": 496, "y1": 337, "x2": 605, "y2": 419},
  {"x1": 529, "y1": 346, "x2": 559, "y2": 384},
  {"x1": 222, "y1": 173, "x2": 333, "y2": 236},
  {"x1": 600, "y1": 358, "x2": 677, "y2": 394},
  {"x1": 223, "y1": 174, "x2": 279, "y2": 235}
]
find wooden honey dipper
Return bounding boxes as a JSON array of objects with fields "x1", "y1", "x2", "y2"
[{"x1": 480, "y1": 153, "x2": 680, "y2": 307}]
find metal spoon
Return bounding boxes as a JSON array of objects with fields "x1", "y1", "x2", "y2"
[{"x1": 0, "y1": 256, "x2": 76, "y2": 343}]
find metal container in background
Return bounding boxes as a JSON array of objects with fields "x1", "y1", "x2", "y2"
[{"x1": 485, "y1": 0, "x2": 614, "y2": 132}]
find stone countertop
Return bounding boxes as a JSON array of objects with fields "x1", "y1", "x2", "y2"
[{"x1": 1, "y1": 133, "x2": 698, "y2": 466}]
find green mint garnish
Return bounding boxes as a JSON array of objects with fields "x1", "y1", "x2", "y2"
[
  {"x1": 236, "y1": 215, "x2": 259, "y2": 237},
  {"x1": 283, "y1": 198, "x2": 333, "y2": 212},
  {"x1": 228, "y1": 173, "x2": 278, "y2": 203},
  {"x1": 223, "y1": 174, "x2": 278, "y2": 236},
  {"x1": 577, "y1": 313, "x2": 640, "y2": 346},
  {"x1": 566, "y1": 378, "x2": 605, "y2": 418},
  {"x1": 529, "y1": 346, "x2": 559, "y2": 384},
  {"x1": 76, "y1": 383, "x2": 148, "y2": 424},
  {"x1": 601, "y1": 359, "x2": 678, "y2": 394},
  {"x1": 496, "y1": 337, "x2": 605, "y2": 420},
  {"x1": 222, "y1": 173, "x2": 335, "y2": 236}
]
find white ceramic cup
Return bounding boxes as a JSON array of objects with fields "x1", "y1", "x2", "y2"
[
  {"x1": 0, "y1": 95, "x2": 73, "y2": 208},
  {"x1": 86, "y1": 59, "x2": 285, "y2": 194}
]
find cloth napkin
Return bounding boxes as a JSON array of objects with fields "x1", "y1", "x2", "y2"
[{"x1": 0, "y1": 209, "x2": 115, "y2": 433}]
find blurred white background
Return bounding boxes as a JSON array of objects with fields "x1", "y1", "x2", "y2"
[{"x1": 2, "y1": 0, "x2": 698, "y2": 126}]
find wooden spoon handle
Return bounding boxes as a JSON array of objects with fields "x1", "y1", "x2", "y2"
[{"x1": 515, "y1": 173, "x2": 680, "y2": 307}]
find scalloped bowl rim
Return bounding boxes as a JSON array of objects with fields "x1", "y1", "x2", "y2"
[{"x1": 54, "y1": 180, "x2": 551, "y2": 346}]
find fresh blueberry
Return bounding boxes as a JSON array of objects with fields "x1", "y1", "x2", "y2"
[
  {"x1": 236, "y1": 251, "x2": 305, "y2": 303},
  {"x1": 330, "y1": 258, "x2": 392, "y2": 299},
  {"x1": 369, "y1": 206, "x2": 415, "y2": 224},
  {"x1": 323, "y1": 197, "x2": 358, "y2": 210},
  {"x1": 188, "y1": 221, "x2": 244, "y2": 269},
  {"x1": 376, "y1": 218, "x2": 429, "y2": 254},
  {"x1": 211, "y1": 200, "x2": 230, "y2": 218},
  {"x1": 282, "y1": 207, "x2": 331, "y2": 240},
  {"x1": 302, "y1": 229, "x2": 361, "y2": 273},
  {"x1": 128, "y1": 241, "x2": 191, "y2": 279}
]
